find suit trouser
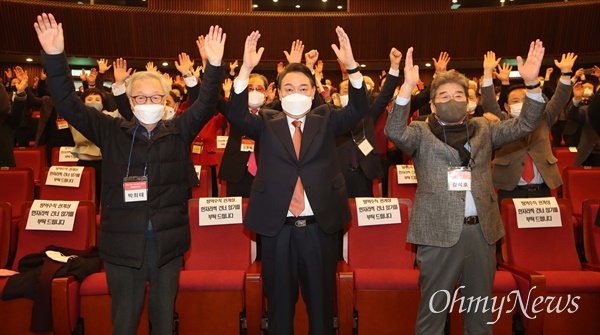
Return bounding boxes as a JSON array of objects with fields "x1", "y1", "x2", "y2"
[
  {"x1": 261, "y1": 223, "x2": 339, "y2": 335},
  {"x1": 416, "y1": 224, "x2": 496, "y2": 335},
  {"x1": 105, "y1": 238, "x2": 183, "y2": 335}
]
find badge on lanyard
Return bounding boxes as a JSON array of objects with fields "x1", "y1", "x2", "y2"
[
  {"x1": 123, "y1": 176, "x2": 148, "y2": 202},
  {"x1": 240, "y1": 137, "x2": 255, "y2": 152},
  {"x1": 56, "y1": 116, "x2": 69, "y2": 130},
  {"x1": 192, "y1": 140, "x2": 203, "y2": 154},
  {"x1": 447, "y1": 166, "x2": 471, "y2": 191},
  {"x1": 357, "y1": 138, "x2": 374, "y2": 156}
]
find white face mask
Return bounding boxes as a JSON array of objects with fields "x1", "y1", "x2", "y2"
[
  {"x1": 248, "y1": 91, "x2": 265, "y2": 108},
  {"x1": 583, "y1": 88, "x2": 594, "y2": 97},
  {"x1": 339, "y1": 94, "x2": 349, "y2": 107},
  {"x1": 163, "y1": 106, "x2": 176, "y2": 121},
  {"x1": 85, "y1": 102, "x2": 103, "y2": 112},
  {"x1": 133, "y1": 104, "x2": 165, "y2": 125},
  {"x1": 509, "y1": 102, "x2": 523, "y2": 118},
  {"x1": 281, "y1": 93, "x2": 312, "y2": 118},
  {"x1": 467, "y1": 101, "x2": 477, "y2": 114}
]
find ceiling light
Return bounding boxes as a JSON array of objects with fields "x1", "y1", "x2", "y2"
[
  {"x1": 337, "y1": 5, "x2": 343, "y2": 9},
  {"x1": 273, "y1": 0, "x2": 278, "y2": 2},
  {"x1": 360, "y1": 64, "x2": 366, "y2": 68},
  {"x1": 26, "y1": 58, "x2": 33, "y2": 62},
  {"x1": 162, "y1": 62, "x2": 168, "y2": 66},
  {"x1": 322, "y1": 0, "x2": 327, "y2": 2},
  {"x1": 425, "y1": 63, "x2": 431, "y2": 67},
  {"x1": 295, "y1": 5, "x2": 300, "y2": 8},
  {"x1": 253, "y1": 4, "x2": 258, "y2": 8},
  {"x1": 452, "y1": 0, "x2": 457, "y2": 2}
]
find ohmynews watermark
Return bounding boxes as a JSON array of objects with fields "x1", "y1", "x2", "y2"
[{"x1": 429, "y1": 286, "x2": 581, "y2": 325}]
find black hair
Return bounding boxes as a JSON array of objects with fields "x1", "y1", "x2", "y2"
[
  {"x1": 80, "y1": 87, "x2": 106, "y2": 103},
  {"x1": 505, "y1": 84, "x2": 527, "y2": 99},
  {"x1": 276, "y1": 63, "x2": 315, "y2": 89},
  {"x1": 169, "y1": 91, "x2": 181, "y2": 104}
]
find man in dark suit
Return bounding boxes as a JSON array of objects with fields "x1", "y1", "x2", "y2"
[{"x1": 226, "y1": 28, "x2": 369, "y2": 334}]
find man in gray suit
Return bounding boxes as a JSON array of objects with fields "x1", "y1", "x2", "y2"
[{"x1": 384, "y1": 41, "x2": 546, "y2": 334}]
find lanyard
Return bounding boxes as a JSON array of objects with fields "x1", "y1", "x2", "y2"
[
  {"x1": 350, "y1": 120, "x2": 366, "y2": 144},
  {"x1": 125, "y1": 124, "x2": 148, "y2": 177},
  {"x1": 441, "y1": 121, "x2": 471, "y2": 168}
]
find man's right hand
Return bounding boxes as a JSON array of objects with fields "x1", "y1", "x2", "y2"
[{"x1": 34, "y1": 13, "x2": 64, "y2": 55}]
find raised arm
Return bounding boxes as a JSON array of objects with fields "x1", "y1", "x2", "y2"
[
  {"x1": 542, "y1": 52, "x2": 576, "y2": 126},
  {"x1": 370, "y1": 48, "x2": 401, "y2": 119},
  {"x1": 481, "y1": 51, "x2": 506, "y2": 119},
  {"x1": 111, "y1": 57, "x2": 134, "y2": 120}
]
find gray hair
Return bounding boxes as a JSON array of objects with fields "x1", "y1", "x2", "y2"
[
  {"x1": 125, "y1": 71, "x2": 170, "y2": 99},
  {"x1": 429, "y1": 71, "x2": 469, "y2": 101}
]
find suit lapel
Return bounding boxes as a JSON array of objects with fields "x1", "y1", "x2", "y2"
[
  {"x1": 300, "y1": 113, "x2": 321, "y2": 160},
  {"x1": 272, "y1": 113, "x2": 298, "y2": 161}
]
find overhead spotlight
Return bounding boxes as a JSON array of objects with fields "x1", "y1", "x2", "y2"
[
  {"x1": 273, "y1": 0, "x2": 278, "y2": 2},
  {"x1": 295, "y1": 4, "x2": 300, "y2": 8},
  {"x1": 337, "y1": 5, "x2": 343, "y2": 9},
  {"x1": 26, "y1": 58, "x2": 33, "y2": 62},
  {"x1": 425, "y1": 63, "x2": 432, "y2": 67},
  {"x1": 360, "y1": 64, "x2": 366, "y2": 68},
  {"x1": 253, "y1": 4, "x2": 258, "y2": 8},
  {"x1": 162, "y1": 62, "x2": 168, "y2": 66},
  {"x1": 500, "y1": 0, "x2": 505, "y2": 2},
  {"x1": 322, "y1": 0, "x2": 327, "y2": 2},
  {"x1": 452, "y1": 0, "x2": 457, "y2": 3}
]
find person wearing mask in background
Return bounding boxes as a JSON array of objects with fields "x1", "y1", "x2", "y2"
[
  {"x1": 0, "y1": 71, "x2": 28, "y2": 166},
  {"x1": 569, "y1": 79, "x2": 600, "y2": 166},
  {"x1": 35, "y1": 14, "x2": 226, "y2": 334}
]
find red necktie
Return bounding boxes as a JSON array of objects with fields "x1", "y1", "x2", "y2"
[
  {"x1": 289, "y1": 120, "x2": 305, "y2": 217},
  {"x1": 522, "y1": 154, "x2": 535, "y2": 183},
  {"x1": 247, "y1": 109, "x2": 259, "y2": 176}
]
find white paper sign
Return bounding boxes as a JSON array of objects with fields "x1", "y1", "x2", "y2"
[
  {"x1": 198, "y1": 197, "x2": 243, "y2": 225},
  {"x1": 216, "y1": 136, "x2": 229, "y2": 149},
  {"x1": 194, "y1": 165, "x2": 202, "y2": 182},
  {"x1": 513, "y1": 197, "x2": 561, "y2": 228},
  {"x1": 59, "y1": 146, "x2": 79, "y2": 162},
  {"x1": 356, "y1": 197, "x2": 401, "y2": 226},
  {"x1": 25, "y1": 200, "x2": 79, "y2": 231},
  {"x1": 396, "y1": 164, "x2": 418, "y2": 184},
  {"x1": 45, "y1": 166, "x2": 84, "y2": 188}
]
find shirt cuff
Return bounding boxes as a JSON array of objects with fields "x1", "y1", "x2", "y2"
[
  {"x1": 395, "y1": 96, "x2": 410, "y2": 106},
  {"x1": 526, "y1": 91, "x2": 543, "y2": 102},
  {"x1": 111, "y1": 83, "x2": 126, "y2": 96},
  {"x1": 184, "y1": 76, "x2": 198, "y2": 88},
  {"x1": 388, "y1": 68, "x2": 400, "y2": 77},
  {"x1": 572, "y1": 98, "x2": 581, "y2": 107},
  {"x1": 482, "y1": 77, "x2": 494, "y2": 88},
  {"x1": 559, "y1": 78, "x2": 572, "y2": 86},
  {"x1": 233, "y1": 78, "x2": 249, "y2": 95},
  {"x1": 349, "y1": 75, "x2": 364, "y2": 89}
]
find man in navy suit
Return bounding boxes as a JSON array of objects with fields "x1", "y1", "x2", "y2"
[{"x1": 226, "y1": 28, "x2": 369, "y2": 334}]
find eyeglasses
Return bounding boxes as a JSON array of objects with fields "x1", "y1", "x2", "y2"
[
  {"x1": 248, "y1": 86, "x2": 266, "y2": 93},
  {"x1": 435, "y1": 92, "x2": 466, "y2": 103},
  {"x1": 131, "y1": 95, "x2": 165, "y2": 104}
]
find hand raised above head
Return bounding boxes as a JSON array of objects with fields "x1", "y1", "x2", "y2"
[
  {"x1": 284, "y1": 40, "x2": 304, "y2": 64},
  {"x1": 242, "y1": 31, "x2": 264, "y2": 71},
  {"x1": 517, "y1": 39, "x2": 545, "y2": 85},
  {"x1": 34, "y1": 13, "x2": 64, "y2": 55},
  {"x1": 331, "y1": 27, "x2": 357, "y2": 71},
  {"x1": 204, "y1": 25, "x2": 226, "y2": 67}
]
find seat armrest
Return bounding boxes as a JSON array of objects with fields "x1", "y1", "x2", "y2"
[
  {"x1": 52, "y1": 275, "x2": 80, "y2": 335},
  {"x1": 337, "y1": 260, "x2": 354, "y2": 335},
  {"x1": 245, "y1": 261, "x2": 262, "y2": 335}
]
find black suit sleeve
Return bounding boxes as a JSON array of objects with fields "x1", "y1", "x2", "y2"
[
  {"x1": 0, "y1": 83, "x2": 9, "y2": 117},
  {"x1": 330, "y1": 78, "x2": 370, "y2": 136},
  {"x1": 227, "y1": 86, "x2": 263, "y2": 141},
  {"x1": 114, "y1": 93, "x2": 133, "y2": 121},
  {"x1": 370, "y1": 74, "x2": 400, "y2": 119},
  {"x1": 588, "y1": 90, "x2": 600, "y2": 136}
]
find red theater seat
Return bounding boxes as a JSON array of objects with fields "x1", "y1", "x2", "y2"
[
  {"x1": 50, "y1": 146, "x2": 78, "y2": 167},
  {"x1": 39, "y1": 167, "x2": 96, "y2": 205},
  {"x1": 387, "y1": 165, "x2": 417, "y2": 203},
  {"x1": 0, "y1": 202, "x2": 10, "y2": 268},
  {"x1": 562, "y1": 166, "x2": 600, "y2": 245},
  {"x1": 583, "y1": 199, "x2": 600, "y2": 265},
  {"x1": 13, "y1": 146, "x2": 47, "y2": 186}
]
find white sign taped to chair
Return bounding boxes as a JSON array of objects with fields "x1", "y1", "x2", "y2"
[
  {"x1": 356, "y1": 197, "x2": 401, "y2": 226},
  {"x1": 26, "y1": 200, "x2": 79, "y2": 231},
  {"x1": 512, "y1": 197, "x2": 561, "y2": 228},
  {"x1": 216, "y1": 136, "x2": 229, "y2": 149},
  {"x1": 396, "y1": 164, "x2": 417, "y2": 184},
  {"x1": 199, "y1": 197, "x2": 242, "y2": 225},
  {"x1": 59, "y1": 146, "x2": 79, "y2": 162},
  {"x1": 194, "y1": 165, "x2": 202, "y2": 182},
  {"x1": 45, "y1": 166, "x2": 84, "y2": 187}
]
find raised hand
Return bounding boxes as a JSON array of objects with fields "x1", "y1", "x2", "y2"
[
  {"x1": 196, "y1": 35, "x2": 208, "y2": 62},
  {"x1": 266, "y1": 82, "x2": 276, "y2": 103},
  {"x1": 222, "y1": 78, "x2": 232, "y2": 97},
  {"x1": 175, "y1": 53, "x2": 194, "y2": 75},
  {"x1": 173, "y1": 75, "x2": 186, "y2": 87},
  {"x1": 517, "y1": 39, "x2": 545, "y2": 86},
  {"x1": 331, "y1": 27, "x2": 357, "y2": 71},
  {"x1": 163, "y1": 73, "x2": 173, "y2": 88},
  {"x1": 88, "y1": 68, "x2": 98, "y2": 86},
  {"x1": 389, "y1": 48, "x2": 402, "y2": 71},
  {"x1": 433, "y1": 51, "x2": 451, "y2": 74},
  {"x1": 34, "y1": 13, "x2": 64, "y2": 55},
  {"x1": 315, "y1": 60, "x2": 324, "y2": 74},
  {"x1": 14, "y1": 66, "x2": 27, "y2": 82},
  {"x1": 4, "y1": 68, "x2": 13, "y2": 80},
  {"x1": 305, "y1": 49, "x2": 319, "y2": 70},
  {"x1": 204, "y1": 25, "x2": 226, "y2": 67},
  {"x1": 229, "y1": 60, "x2": 238, "y2": 73},
  {"x1": 192, "y1": 65, "x2": 202, "y2": 81},
  {"x1": 40, "y1": 69, "x2": 46, "y2": 80},
  {"x1": 242, "y1": 30, "x2": 264, "y2": 71},
  {"x1": 553, "y1": 52, "x2": 577, "y2": 74},
  {"x1": 572, "y1": 82, "x2": 584, "y2": 99},
  {"x1": 284, "y1": 40, "x2": 304, "y2": 64},
  {"x1": 574, "y1": 68, "x2": 585, "y2": 80},
  {"x1": 97, "y1": 58, "x2": 112, "y2": 74},
  {"x1": 146, "y1": 61, "x2": 158, "y2": 72},
  {"x1": 397, "y1": 47, "x2": 419, "y2": 100},
  {"x1": 483, "y1": 51, "x2": 501, "y2": 77},
  {"x1": 113, "y1": 58, "x2": 132, "y2": 85},
  {"x1": 15, "y1": 71, "x2": 28, "y2": 93},
  {"x1": 80, "y1": 69, "x2": 87, "y2": 81},
  {"x1": 497, "y1": 63, "x2": 512, "y2": 84},
  {"x1": 277, "y1": 61, "x2": 284, "y2": 75},
  {"x1": 545, "y1": 67, "x2": 554, "y2": 79},
  {"x1": 593, "y1": 65, "x2": 600, "y2": 78}
]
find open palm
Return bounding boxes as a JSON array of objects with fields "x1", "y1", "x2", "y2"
[
  {"x1": 34, "y1": 13, "x2": 64, "y2": 55},
  {"x1": 243, "y1": 31, "x2": 265, "y2": 70},
  {"x1": 517, "y1": 39, "x2": 544, "y2": 84},
  {"x1": 204, "y1": 25, "x2": 226, "y2": 67}
]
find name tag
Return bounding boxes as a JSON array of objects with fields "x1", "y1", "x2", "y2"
[
  {"x1": 241, "y1": 138, "x2": 255, "y2": 152},
  {"x1": 357, "y1": 138, "x2": 374, "y2": 156},
  {"x1": 123, "y1": 176, "x2": 148, "y2": 202},
  {"x1": 56, "y1": 119, "x2": 69, "y2": 130},
  {"x1": 447, "y1": 167, "x2": 471, "y2": 191},
  {"x1": 192, "y1": 144, "x2": 203, "y2": 154}
]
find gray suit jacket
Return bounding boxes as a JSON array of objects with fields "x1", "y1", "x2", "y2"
[
  {"x1": 481, "y1": 81, "x2": 572, "y2": 190},
  {"x1": 384, "y1": 97, "x2": 545, "y2": 247}
]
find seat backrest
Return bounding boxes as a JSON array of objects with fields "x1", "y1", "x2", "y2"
[
  {"x1": 51, "y1": 147, "x2": 78, "y2": 167},
  {"x1": 0, "y1": 202, "x2": 10, "y2": 268},
  {"x1": 552, "y1": 147, "x2": 577, "y2": 176},
  {"x1": 39, "y1": 167, "x2": 96, "y2": 205},
  {"x1": 185, "y1": 199, "x2": 251, "y2": 270},
  {"x1": 12, "y1": 201, "x2": 96, "y2": 271},
  {"x1": 191, "y1": 166, "x2": 212, "y2": 199},
  {"x1": 13, "y1": 147, "x2": 47, "y2": 183},
  {"x1": 0, "y1": 168, "x2": 34, "y2": 219},
  {"x1": 347, "y1": 198, "x2": 414, "y2": 269},
  {"x1": 583, "y1": 199, "x2": 600, "y2": 264},
  {"x1": 563, "y1": 166, "x2": 600, "y2": 218},
  {"x1": 387, "y1": 165, "x2": 417, "y2": 203},
  {"x1": 501, "y1": 198, "x2": 581, "y2": 271}
]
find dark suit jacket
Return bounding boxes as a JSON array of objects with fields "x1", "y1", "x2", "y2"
[
  {"x1": 335, "y1": 73, "x2": 400, "y2": 179},
  {"x1": 227, "y1": 79, "x2": 369, "y2": 237}
]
